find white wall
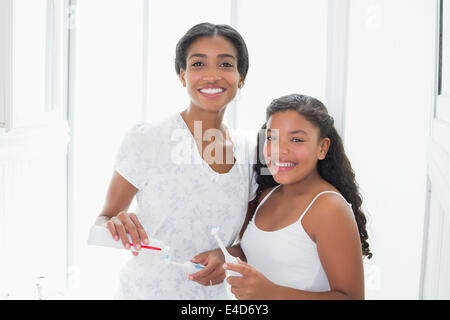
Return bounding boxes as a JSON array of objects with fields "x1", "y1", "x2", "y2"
[
  {"x1": 236, "y1": 0, "x2": 328, "y2": 132},
  {"x1": 344, "y1": 0, "x2": 436, "y2": 299}
]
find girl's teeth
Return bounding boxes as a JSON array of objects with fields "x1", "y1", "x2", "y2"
[
  {"x1": 200, "y1": 88, "x2": 224, "y2": 94},
  {"x1": 274, "y1": 162, "x2": 296, "y2": 167}
]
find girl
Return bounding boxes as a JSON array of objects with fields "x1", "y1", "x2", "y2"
[
  {"x1": 222, "y1": 93, "x2": 372, "y2": 299},
  {"x1": 95, "y1": 22, "x2": 258, "y2": 299}
]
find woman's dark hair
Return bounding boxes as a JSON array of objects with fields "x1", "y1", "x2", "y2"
[
  {"x1": 254, "y1": 93, "x2": 372, "y2": 259},
  {"x1": 175, "y1": 22, "x2": 249, "y2": 80}
]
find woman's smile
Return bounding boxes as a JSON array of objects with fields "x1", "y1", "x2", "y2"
[
  {"x1": 180, "y1": 36, "x2": 241, "y2": 113},
  {"x1": 198, "y1": 85, "x2": 227, "y2": 98}
]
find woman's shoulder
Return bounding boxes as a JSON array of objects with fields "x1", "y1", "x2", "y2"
[{"x1": 125, "y1": 114, "x2": 180, "y2": 139}]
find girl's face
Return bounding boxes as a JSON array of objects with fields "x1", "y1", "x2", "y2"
[
  {"x1": 179, "y1": 36, "x2": 242, "y2": 113},
  {"x1": 264, "y1": 110, "x2": 330, "y2": 186}
]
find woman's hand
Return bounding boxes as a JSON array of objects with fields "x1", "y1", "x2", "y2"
[
  {"x1": 224, "y1": 258, "x2": 278, "y2": 300},
  {"x1": 104, "y1": 212, "x2": 149, "y2": 256},
  {"x1": 188, "y1": 248, "x2": 227, "y2": 286}
]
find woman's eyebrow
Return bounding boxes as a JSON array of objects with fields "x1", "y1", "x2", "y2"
[
  {"x1": 187, "y1": 53, "x2": 236, "y2": 60},
  {"x1": 218, "y1": 53, "x2": 236, "y2": 60}
]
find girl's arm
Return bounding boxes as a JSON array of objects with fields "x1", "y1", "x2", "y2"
[
  {"x1": 226, "y1": 194, "x2": 365, "y2": 300},
  {"x1": 227, "y1": 197, "x2": 258, "y2": 261}
]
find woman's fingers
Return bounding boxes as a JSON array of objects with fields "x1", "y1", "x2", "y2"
[
  {"x1": 106, "y1": 219, "x2": 119, "y2": 241},
  {"x1": 129, "y1": 213, "x2": 149, "y2": 245},
  {"x1": 105, "y1": 212, "x2": 148, "y2": 252},
  {"x1": 112, "y1": 216, "x2": 130, "y2": 249},
  {"x1": 117, "y1": 211, "x2": 141, "y2": 250}
]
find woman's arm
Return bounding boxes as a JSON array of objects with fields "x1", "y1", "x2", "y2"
[{"x1": 96, "y1": 171, "x2": 149, "y2": 253}]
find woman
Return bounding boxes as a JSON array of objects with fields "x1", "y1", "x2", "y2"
[{"x1": 95, "y1": 22, "x2": 257, "y2": 299}]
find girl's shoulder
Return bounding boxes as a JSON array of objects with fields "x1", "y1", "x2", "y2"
[
  {"x1": 256, "y1": 185, "x2": 279, "y2": 206},
  {"x1": 304, "y1": 191, "x2": 355, "y2": 231}
]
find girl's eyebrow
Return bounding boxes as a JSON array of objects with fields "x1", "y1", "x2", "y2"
[
  {"x1": 288, "y1": 129, "x2": 308, "y2": 135},
  {"x1": 267, "y1": 128, "x2": 308, "y2": 135},
  {"x1": 187, "y1": 53, "x2": 236, "y2": 60}
]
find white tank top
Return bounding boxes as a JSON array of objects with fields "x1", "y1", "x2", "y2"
[{"x1": 240, "y1": 185, "x2": 352, "y2": 293}]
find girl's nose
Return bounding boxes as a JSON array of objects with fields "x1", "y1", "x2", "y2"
[{"x1": 278, "y1": 139, "x2": 289, "y2": 155}]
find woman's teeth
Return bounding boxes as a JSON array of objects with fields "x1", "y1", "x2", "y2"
[{"x1": 200, "y1": 88, "x2": 224, "y2": 94}]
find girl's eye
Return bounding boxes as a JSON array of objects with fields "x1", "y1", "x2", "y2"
[
  {"x1": 266, "y1": 136, "x2": 274, "y2": 141},
  {"x1": 292, "y1": 138, "x2": 304, "y2": 143},
  {"x1": 191, "y1": 61, "x2": 204, "y2": 67}
]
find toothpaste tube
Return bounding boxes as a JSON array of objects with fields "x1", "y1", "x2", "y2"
[{"x1": 87, "y1": 225, "x2": 165, "y2": 253}]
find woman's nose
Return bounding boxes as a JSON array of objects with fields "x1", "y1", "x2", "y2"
[{"x1": 202, "y1": 67, "x2": 222, "y2": 82}]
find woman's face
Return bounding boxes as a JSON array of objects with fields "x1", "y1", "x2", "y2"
[
  {"x1": 264, "y1": 110, "x2": 330, "y2": 186},
  {"x1": 179, "y1": 36, "x2": 242, "y2": 113}
]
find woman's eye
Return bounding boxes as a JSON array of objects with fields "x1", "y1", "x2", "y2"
[
  {"x1": 292, "y1": 138, "x2": 304, "y2": 142},
  {"x1": 266, "y1": 136, "x2": 273, "y2": 141},
  {"x1": 191, "y1": 61, "x2": 204, "y2": 67},
  {"x1": 220, "y1": 62, "x2": 233, "y2": 68}
]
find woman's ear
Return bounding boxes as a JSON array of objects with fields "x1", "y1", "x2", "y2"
[
  {"x1": 238, "y1": 75, "x2": 245, "y2": 89},
  {"x1": 318, "y1": 137, "x2": 331, "y2": 160},
  {"x1": 179, "y1": 70, "x2": 187, "y2": 87}
]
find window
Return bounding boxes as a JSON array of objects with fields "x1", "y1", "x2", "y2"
[
  {"x1": 436, "y1": 0, "x2": 450, "y2": 122},
  {"x1": 0, "y1": 0, "x2": 67, "y2": 131}
]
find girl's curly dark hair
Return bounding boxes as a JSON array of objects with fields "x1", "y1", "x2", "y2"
[{"x1": 254, "y1": 93, "x2": 372, "y2": 259}]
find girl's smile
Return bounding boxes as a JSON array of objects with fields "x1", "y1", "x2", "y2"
[
  {"x1": 264, "y1": 110, "x2": 329, "y2": 185},
  {"x1": 268, "y1": 159, "x2": 298, "y2": 172}
]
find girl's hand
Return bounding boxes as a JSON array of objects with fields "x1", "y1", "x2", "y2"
[
  {"x1": 224, "y1": 258, "x2": 278, "y2": 300},
  {"x1": 105, "y1": 212, "x2": 149, "y2": 256},
  {"x1": 188, "y1": 248, "x2": 227, "y2": 286}
]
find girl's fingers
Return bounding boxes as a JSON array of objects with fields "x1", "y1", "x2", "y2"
[
  {"x1": 231, "y1": 287, "x2": 244, "y2": 300},
  {"x1": 227, "y1": 275, "x2": 244, "y2": 288},
  {"x1": 223, "y1": 262, "x2": 247, "y2": 276}
]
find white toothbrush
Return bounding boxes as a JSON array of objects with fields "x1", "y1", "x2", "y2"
[
  {"x1": 211, "y1": 226, "x2": 240, "y2": 300},
  {"x1": 163, "y1": 246, "x2": 205, "y2": 274}
]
